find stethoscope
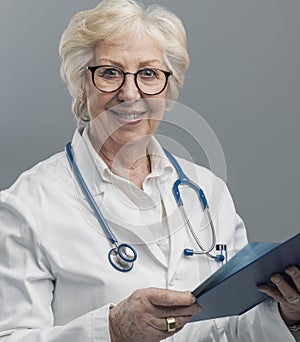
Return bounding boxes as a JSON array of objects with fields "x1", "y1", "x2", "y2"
[{"x1": 65, "y1": 142, "x2": 227, "y2": 272}]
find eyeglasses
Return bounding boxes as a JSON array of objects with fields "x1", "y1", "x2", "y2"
[{"x1": 87, "y1": 65, "x2": 172, "y2": 95}]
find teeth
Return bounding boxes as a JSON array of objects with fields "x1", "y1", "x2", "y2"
[{"x1": 117, "y1": 112, "x2": 141, "y2": 120}]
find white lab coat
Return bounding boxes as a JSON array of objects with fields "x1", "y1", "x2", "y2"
[{"x1": 0, "y1": 128, "x2": 295, "y2": 341}]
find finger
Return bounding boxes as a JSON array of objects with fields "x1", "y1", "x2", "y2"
[
  {"x1": 147, "y1": 314, "x2": 193, "y2": 332},
  {"x1": 258, "y1": 283, "x2": 285, "y2": 303},
  {"x1": 154, "y1": 303, "x2": 201, "y2": 318},
  {"x1": 285, "y1": 266, "x2": 300, "y2": 292},
  {"x1": 163, "y1": 315, "x2": 193, "y2": 331},
  {"x1": 270, "y1": 273, "x2": 300, "y2": 304},
  {"x1": 146, "y1": 288, "x2": 196, "y2": 307}
]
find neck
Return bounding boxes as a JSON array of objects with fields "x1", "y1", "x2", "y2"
[{"x1": 88, "y1": 130, "x2": 151, "y2": 189}]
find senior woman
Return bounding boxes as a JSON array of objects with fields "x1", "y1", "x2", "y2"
[{"x1": 0, "y1": 0, "x2": 299, "y2": 341}]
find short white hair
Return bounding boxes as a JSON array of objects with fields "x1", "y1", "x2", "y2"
[{"x1": 59, "y1": 0, "x2": 189, "y2": 119}]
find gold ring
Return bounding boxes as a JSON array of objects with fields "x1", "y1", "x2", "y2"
[
  {"x1": 287, "y1": 293, "x2": 300, "y2": 305},
  {"x1": 166, "y1": 316, "x2": 176, "y2": 332}
]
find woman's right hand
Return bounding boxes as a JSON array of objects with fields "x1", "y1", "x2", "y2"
[{"x1": 109, "y1": 287, "x2": 201, "y2": 342}]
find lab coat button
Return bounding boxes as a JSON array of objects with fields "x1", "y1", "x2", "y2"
[{"x1": 169, "y1": 280, "x2": 175, "y2": 286}]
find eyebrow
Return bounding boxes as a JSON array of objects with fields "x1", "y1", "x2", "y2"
[{"x1": 97, "y1": 59, "x2": 162, "y2": 68}]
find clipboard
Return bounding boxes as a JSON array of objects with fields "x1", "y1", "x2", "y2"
[{"x1": 191, "y1": 232, "x2": 300, "y2": 322}]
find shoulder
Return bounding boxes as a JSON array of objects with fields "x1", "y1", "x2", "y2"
[
  {"x1": 172, "y1": 155, "x2": 236, "y2": 210},
  {"x1": 174, "y1": 155, "x2": 226, "y2": 189},
  {"x1": 2, "y1": 151, "x2": 70, "y2": 204}
]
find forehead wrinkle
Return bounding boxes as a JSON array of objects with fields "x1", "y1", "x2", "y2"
[
  {"x1": 96, "y1": 58, "x2": 162, "y2": 69},
  {"x1": 93, "y1": 35, "x2": 164, "y2": 70}
]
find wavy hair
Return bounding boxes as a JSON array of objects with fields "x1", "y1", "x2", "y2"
[{"x1": 59, "y1": 0, "x2": 189, "y2": 119}]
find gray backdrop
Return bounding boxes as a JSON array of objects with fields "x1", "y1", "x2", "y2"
[{"x1": 1, "y1": 0, "x2": 299, "y2": 242}]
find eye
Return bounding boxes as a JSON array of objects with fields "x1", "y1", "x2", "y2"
[
  {"x1": 96, "y1": 67, "x2": 123, "y2": 79},
  {"x1": 138, "y1": 68, "x2": 158, "y2": 79}
]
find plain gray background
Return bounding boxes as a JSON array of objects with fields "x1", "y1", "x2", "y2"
[{"x1": 0, "y1": 0, "x2": 299, "y2": 242}]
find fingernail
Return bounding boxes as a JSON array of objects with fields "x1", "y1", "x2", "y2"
[
  {"x1": 271, "y1": 275, "x2": 281, "y2": 284},
  {"x1": 257, "y1": 285, "x2": 267, "y2": 291},
  {"x1": 286, "y1": 267, "x2": 296, "y2": 275},
  {"x1": 196, "y1": 305, "x2": 202, "y2": 314},
  {"x1": 191, "y1": 295, "x2": 197, "y2": 303}
]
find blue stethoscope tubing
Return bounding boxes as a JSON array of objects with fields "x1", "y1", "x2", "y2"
[
  {"x1": 163, "y1": 149, "x2": 225, "y2": 262},
  {"x1": 65, "y1": 142, "x2": 137, "y2": 272},
  {"x1": 65, "y1": 142, "x2": 225, "y2": 272}
]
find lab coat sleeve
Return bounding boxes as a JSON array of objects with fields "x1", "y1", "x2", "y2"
[
  {"x1": 227, "y1": 300, "x2": 296, "y2": 342},
  {"x1": 0, "y1": 192, "x2": 112, "y2": 341}
]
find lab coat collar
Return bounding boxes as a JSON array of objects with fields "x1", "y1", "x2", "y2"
[
  {"x1": 146, "y1": 138, "x2": 173, "y2": 182},
  {"x1": 70, "y1": 127, "x2": 174, "y2": 197},
  {"x1": 70, "y1": 127, "x2": 112, "y2": 197}
]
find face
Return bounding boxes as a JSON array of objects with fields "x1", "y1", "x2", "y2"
[{"x1": 83, "y1": 34, "x2": 169, "y2": 151}]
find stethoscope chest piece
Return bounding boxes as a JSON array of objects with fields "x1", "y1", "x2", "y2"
[{"x1": 108, "y1": 243, "x2": 137, "y2": 272}]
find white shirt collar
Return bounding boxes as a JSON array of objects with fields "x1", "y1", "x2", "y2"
[{"x1": 70, "y1": 126, "x2": 174, "y2": 196}]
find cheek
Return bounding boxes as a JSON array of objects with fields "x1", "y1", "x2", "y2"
[
  {"x1": 86, "y1": 92, "x2": 111, "y2": 120},
  {"x1": 147, "y1": 97, "x2": 167, "y2": 122}
]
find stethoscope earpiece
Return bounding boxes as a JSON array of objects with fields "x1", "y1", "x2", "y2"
[
  {"x1": 183, "y1": 248, "x2": 194, "y2": 256},
  {"x1": 215, "y1": 254, "x2": 225, "y2": 262},
  {"x1": 183, "y1": 245, "x2": 227, "y2": 263}
]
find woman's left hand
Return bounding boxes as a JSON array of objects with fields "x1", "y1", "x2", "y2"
[{"x1": 258, "y1": 265, "x2": 300, "y2": 326}]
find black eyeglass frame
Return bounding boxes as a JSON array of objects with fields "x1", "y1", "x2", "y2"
[{"x1": 87, "y1": 65, "x2": 173, "y2": 95}]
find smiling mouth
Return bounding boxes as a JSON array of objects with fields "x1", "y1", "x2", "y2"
[
  {"x1": 110, "y1": 109, "x2": 146, "y2": 124},
  {"x1": 116, "y1": 112, "x2": 143, "y2": 120}
]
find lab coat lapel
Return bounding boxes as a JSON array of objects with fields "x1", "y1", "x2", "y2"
[
  {"x1": 106, "y1": 219, "x2": 169, "y2": 269},
  {"x1": 70, "y1": 129, "x2": 103, "y2": 196},
  {"x1": 137, "y1": 224, "x2": 169, "y2": 269},
  {"x1": 99, "y1": 190, "x2": 169, "y2": 269},
  {"x1": 162, "y1": 187, "x2": 189, "y2": 283},
  {"x1": 163, "y1": 180, "x2": 209, "y2": 284}
]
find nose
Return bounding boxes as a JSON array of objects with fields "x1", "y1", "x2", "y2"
[{"x1": 117, "y1": 73, "x2": 141, "y2": 102}]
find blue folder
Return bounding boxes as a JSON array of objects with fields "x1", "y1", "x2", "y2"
[{"x1": 191, "y1": 232, "x2": 300, "y2": 322}]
